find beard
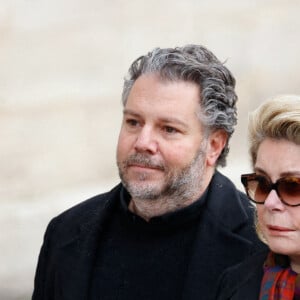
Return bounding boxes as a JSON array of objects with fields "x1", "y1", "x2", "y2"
[{"x1": 117, "y1": 142, "x2": 207, "y2": 202}]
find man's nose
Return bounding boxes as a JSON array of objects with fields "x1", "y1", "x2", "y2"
[{"x1": 134, "y1": 127, "x2": 158, "y2": 154}]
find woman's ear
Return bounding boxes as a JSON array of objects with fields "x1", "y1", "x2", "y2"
[{"x1": 206, "y1": 130, "x2": 228, "y2": 167}]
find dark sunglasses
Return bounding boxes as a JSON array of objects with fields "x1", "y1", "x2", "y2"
[{"x1": 241, "y1": 173, "x2": 300, "y2": 207}]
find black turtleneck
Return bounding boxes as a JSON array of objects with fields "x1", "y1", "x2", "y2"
[{"x1": 90, "y1": 187, "x2": 208, "y2": 300}]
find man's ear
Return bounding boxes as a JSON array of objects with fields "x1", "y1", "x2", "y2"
[{"x1": 206, "y1": 130, "x2": 228, "y2": 167}]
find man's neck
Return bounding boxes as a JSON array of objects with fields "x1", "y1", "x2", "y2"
[{"x1": 128, "y1": 188, "x2": 205, "y2": 222}]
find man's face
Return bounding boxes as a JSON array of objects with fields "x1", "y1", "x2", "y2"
[{"x1": 116, "y1": 74, "x2": 211, "y2": 201}]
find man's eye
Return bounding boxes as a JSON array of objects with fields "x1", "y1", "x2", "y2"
[
  {"x1": 126, "y1": 119, "x2": 139, "y2": 126},
  {"x1": 164, "y1": 126, "x2": 178, "y2": 134}
]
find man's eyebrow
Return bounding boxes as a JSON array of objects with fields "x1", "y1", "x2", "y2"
[
  {"x1": 123, "y1": 109, "x2": 189, "y2": 128},
  {"x1": 123, "y1": 109, "x2": 141, "y2": 118},
  {"x1": 159, "y1": 117, "x2": 189, "y2": 129}
]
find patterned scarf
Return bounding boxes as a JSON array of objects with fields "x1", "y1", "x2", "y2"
[{"x1": 259, "y1": 252, "x2": 300, "y2": 300}]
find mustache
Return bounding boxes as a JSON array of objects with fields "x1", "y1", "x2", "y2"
[{"x1": 124, "y1": 154, "x2": 165, "y2": 171}]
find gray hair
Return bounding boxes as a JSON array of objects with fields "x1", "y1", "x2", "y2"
[{"x1": 121, "y1": 44, "x2": 238, "y2": 167}]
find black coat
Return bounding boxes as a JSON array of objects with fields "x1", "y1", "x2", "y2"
[
  {"x1": 215, "y1": 249, "x2": 268, "y2": 300},
  {"x1": 32, "y1": 171, "x2": 266, "y2": 300}
]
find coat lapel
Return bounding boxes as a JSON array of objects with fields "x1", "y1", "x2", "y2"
[
  {"x1": 182, "y1": 172, "x2": 259, "y2": 299},
  {"x1": 55, "y1": 186, "x2": 120, "y2": 300}
]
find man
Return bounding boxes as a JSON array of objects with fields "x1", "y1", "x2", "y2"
[{"x1": 32, "y1": 45, "x2": 266, "y2": 300}]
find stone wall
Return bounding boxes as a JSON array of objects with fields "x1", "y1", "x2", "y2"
[{"x1": 1, "y1": 1, "x2": 300, "y2": 299}]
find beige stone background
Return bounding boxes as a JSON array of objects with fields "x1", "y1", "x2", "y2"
[{"x1": 1, "y1": 0, "x2": 300, "y2": 299}]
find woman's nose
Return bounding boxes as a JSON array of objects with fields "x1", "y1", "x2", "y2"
[{"x1": 264, "y1": 189, "x2": 285, "y2": 211}]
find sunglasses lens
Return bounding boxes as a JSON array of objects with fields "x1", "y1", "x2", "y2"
[
  {"x1": 254, "y1": 177, "x2": 271, "y2": 202},
  {"x1": 278, "y1": 178, "x2": 300, "y2": 205},
  {"x1": 244, "y1": 176, "x2": 270, "y2": 203}
]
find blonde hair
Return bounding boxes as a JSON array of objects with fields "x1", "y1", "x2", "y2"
[{"x1": 248, "y1": 95, "x2": 300, "y2": 167}]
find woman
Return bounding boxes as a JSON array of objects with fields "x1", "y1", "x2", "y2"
[{"x1": 215, "y1": 95, "x2": 300, "y2": 300}]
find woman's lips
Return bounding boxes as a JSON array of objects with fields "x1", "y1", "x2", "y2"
[{"x1": 267, "y1": 225, "x2": 295, "y2": 232}]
